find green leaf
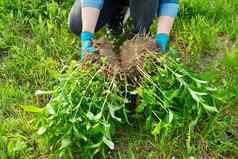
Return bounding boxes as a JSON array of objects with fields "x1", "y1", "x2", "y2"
[
  {"x1": 169, "y1": 89, "x2": 180, "y2": 100},
  {"x1": 202, "y1": 104, "x2": 218, "y2": 113},
  {"x1": 20, "y1": 105, "x2": 44, "y2": 113},
  {"x1": 168, "y1": 110, "x2": 173, "y2": 123},
  {"x1": 37, "y1": 127, "x2": 47, "y2": 135},
  {"x1": 152, "y1": 122, "x2": 162, "y2": 136},
  {"x1": 109, "y1": 105, "x2": 122, "y2": 122},
  {"x1": 69, "y1": 117, "x2": 82, "y2": 123},
  {"x1": 144, "y1": 90, "x2": 156, "y2": 105},
  {"x1": 95, "y1": 112, "x2": 102, "y2": 120},
  {"x1": 85, "y1": 142, "x2": 102, "y2": 149},
  {"x1": 189, "y1": 89, "x2": 207, "y2": 102},
  {"x1": 136, "y1": 87, "x2": 143, "y2": 97},
  {"x1": 35, "y1": 90, "x2": 53, "y2": 96},
  {"x1": 173, "y1": 72, "x2": 183, "y2": 78},
  {"x1": 87, "y1": 112, "x2": 102, "y2": 121},
  {"x1": 46, "y1": 104, "x2": 55, "y2": 115},
  {"x1": 87, "y1": 112, "x2": 95, "y2": 120},
  {"x1": 90, "y1": 123, "x2": 103, "y2": 135},
  {"x1": 136, "y1": 103, "x2": 145, "y2": 113},
  {"x1": 14, "y1": 141, "x2": 27, "y2": 152},
  {"x1": 206, "y1": 87, "x2": 217, "y2": 91},
  {"x1": 146, "y1": 112, "x2": 152, "y2": 130},
  {"x1": 73, "y1": 126, "x2": 88, "y2": 141},
  {"x1": 191, "y1": 77, "x2": 208, "y2": 84},
  {"x1": 103, "y1": 123, "x2": 111, "y2": 138},
  {"x1": 223, "y1": 116, "x2": 232, "y2": 127},
  {"x1": 86, "y1": 123, "x2": 91, "y2": 130},
  {"x1": 103, "y1": 136, "x2": 114, "y2": 150},
  {"x1": 60, "y1": 138, "x2": 71, "y2": 150}
]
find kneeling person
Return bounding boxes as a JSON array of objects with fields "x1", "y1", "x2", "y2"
[{"x1": 68, "y1": 0, "x2": 179, "y2": 60}]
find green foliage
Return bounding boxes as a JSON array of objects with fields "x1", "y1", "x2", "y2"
[
  {"x1": 0, "y1": 0, "x2": 238, "y2": 158},
  {"x1": 176, "y1": 16, "x2": 218, "y2": 55},
  {"x1": 30, "y1": 55, "x2": 220, "y2": 158},
  {"x1": 135, "y1": 55, "x2": 219, "y2": 152},
  {"x1": 35, "y1": 61, "x2": 128, "y2": 158},
  {"x1": 0, "y1": 111, "x2": 43, "y2": 159}
]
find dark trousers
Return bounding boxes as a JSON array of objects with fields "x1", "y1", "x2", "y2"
[{"x1": 68, "y1": 0, "x2": 159, "y2": 35}]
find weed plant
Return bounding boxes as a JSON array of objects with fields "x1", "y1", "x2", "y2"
[
  {"x1": 30, "y1": 54, "x2": 219, "y2": 158},
  {"x1": 1, "y1": 0, "x2": 238, "y2": 158}
]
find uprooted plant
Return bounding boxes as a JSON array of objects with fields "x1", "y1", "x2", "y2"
[
  {"x1": 33, "y1": 61, "x2": 128, "y2": 158},
  {"x1": 134, "y1": 54, "x2": 219, "y2": 152},
  {"x1": 22, "y1": 38, "x2": 220, "y2": 158}
]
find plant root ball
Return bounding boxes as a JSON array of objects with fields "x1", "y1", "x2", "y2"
[
  {"x1": 82, "y1": 36, "x2": 158, "y2": 81},
  {"x1": 119, "y1": 36, "x2": 158, "y2": 80},
  {"x1": 81, "y1": 37, "x2": 120, "y2": 77},
  {"x1": 96, "y1": 37, "x2": 121, "y2": 76}
]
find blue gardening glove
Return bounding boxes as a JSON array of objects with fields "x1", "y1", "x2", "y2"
[
  {"x1": 155, "y1": 33, "x2": 170, "y2": 53},
  {"x1": 80, "y1": 32, "x2": 98, "y2": 61}
]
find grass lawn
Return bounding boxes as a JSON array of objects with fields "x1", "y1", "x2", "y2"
[{"x1": 0, "y1": 0, "x2": 238, "y2": 158}]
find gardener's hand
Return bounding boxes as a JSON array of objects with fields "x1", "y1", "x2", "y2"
[
  {"x1": 155, "y1": 33, "x2": 170, "y2": 53},
  {"x1": 80, "y1": 32, "x2": 98, "y2": 61}
]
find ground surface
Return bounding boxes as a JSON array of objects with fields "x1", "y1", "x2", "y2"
[{"x1": 0, "y1": 0, "x2": 238, "y2": 158}]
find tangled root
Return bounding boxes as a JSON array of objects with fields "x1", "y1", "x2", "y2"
[{"x1": 82, "y1": 36, "x2": 159, "y2": 81}]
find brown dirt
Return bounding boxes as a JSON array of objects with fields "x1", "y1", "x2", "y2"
[
  {"x1": 81, "y1": 37, "x2": 159, "y2": 110},
  {"x1": 80, "y1": 37, "x2": 119, "y2": 76},
  {"x1": 96, "y1": 38, "x2": 119, "y2": 65},
  {"x1": 82, "y1": 36, "x2": 158, "y2": 80},
  {"x1": 119, "y1": 36, "x2": 157, "y2": 80},
  {"x1": 95, "y1": 37, "x2": 121, "y2": 76}
]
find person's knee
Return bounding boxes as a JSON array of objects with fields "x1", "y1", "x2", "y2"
[
  {"x1": 159, "y1": 0, "x2": 179, "y2": 17},
  {"x1": 81, "y1": 0, "x2": 104, "y2": 10}
]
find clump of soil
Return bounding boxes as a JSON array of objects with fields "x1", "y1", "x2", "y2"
[
  {"x1": 80, "y1": 37, "x2": 159, "y2": 111},
  {"x1": 119, "y1": 36, "x2": 157, "y2": 80},
  {"x1": 95, "y1": 37, "x2": 121, "y2": 76},
  {"x1": 82, "y1": 36, "x2": 158, "y2": 80},
  {"x1": 80, "y1": 37, "x2": 120, "y2": 77}
]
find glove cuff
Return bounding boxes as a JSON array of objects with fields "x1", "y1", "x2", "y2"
[
  {"x1": 155, "y1": 33, "x2": 170, "y2": 53},
  {"x1": 80, "y1": 31, "x2": 95, "y2": 41},
  {"x1": 155, "y1": 33, "x2": 169, "y2": 45}
]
